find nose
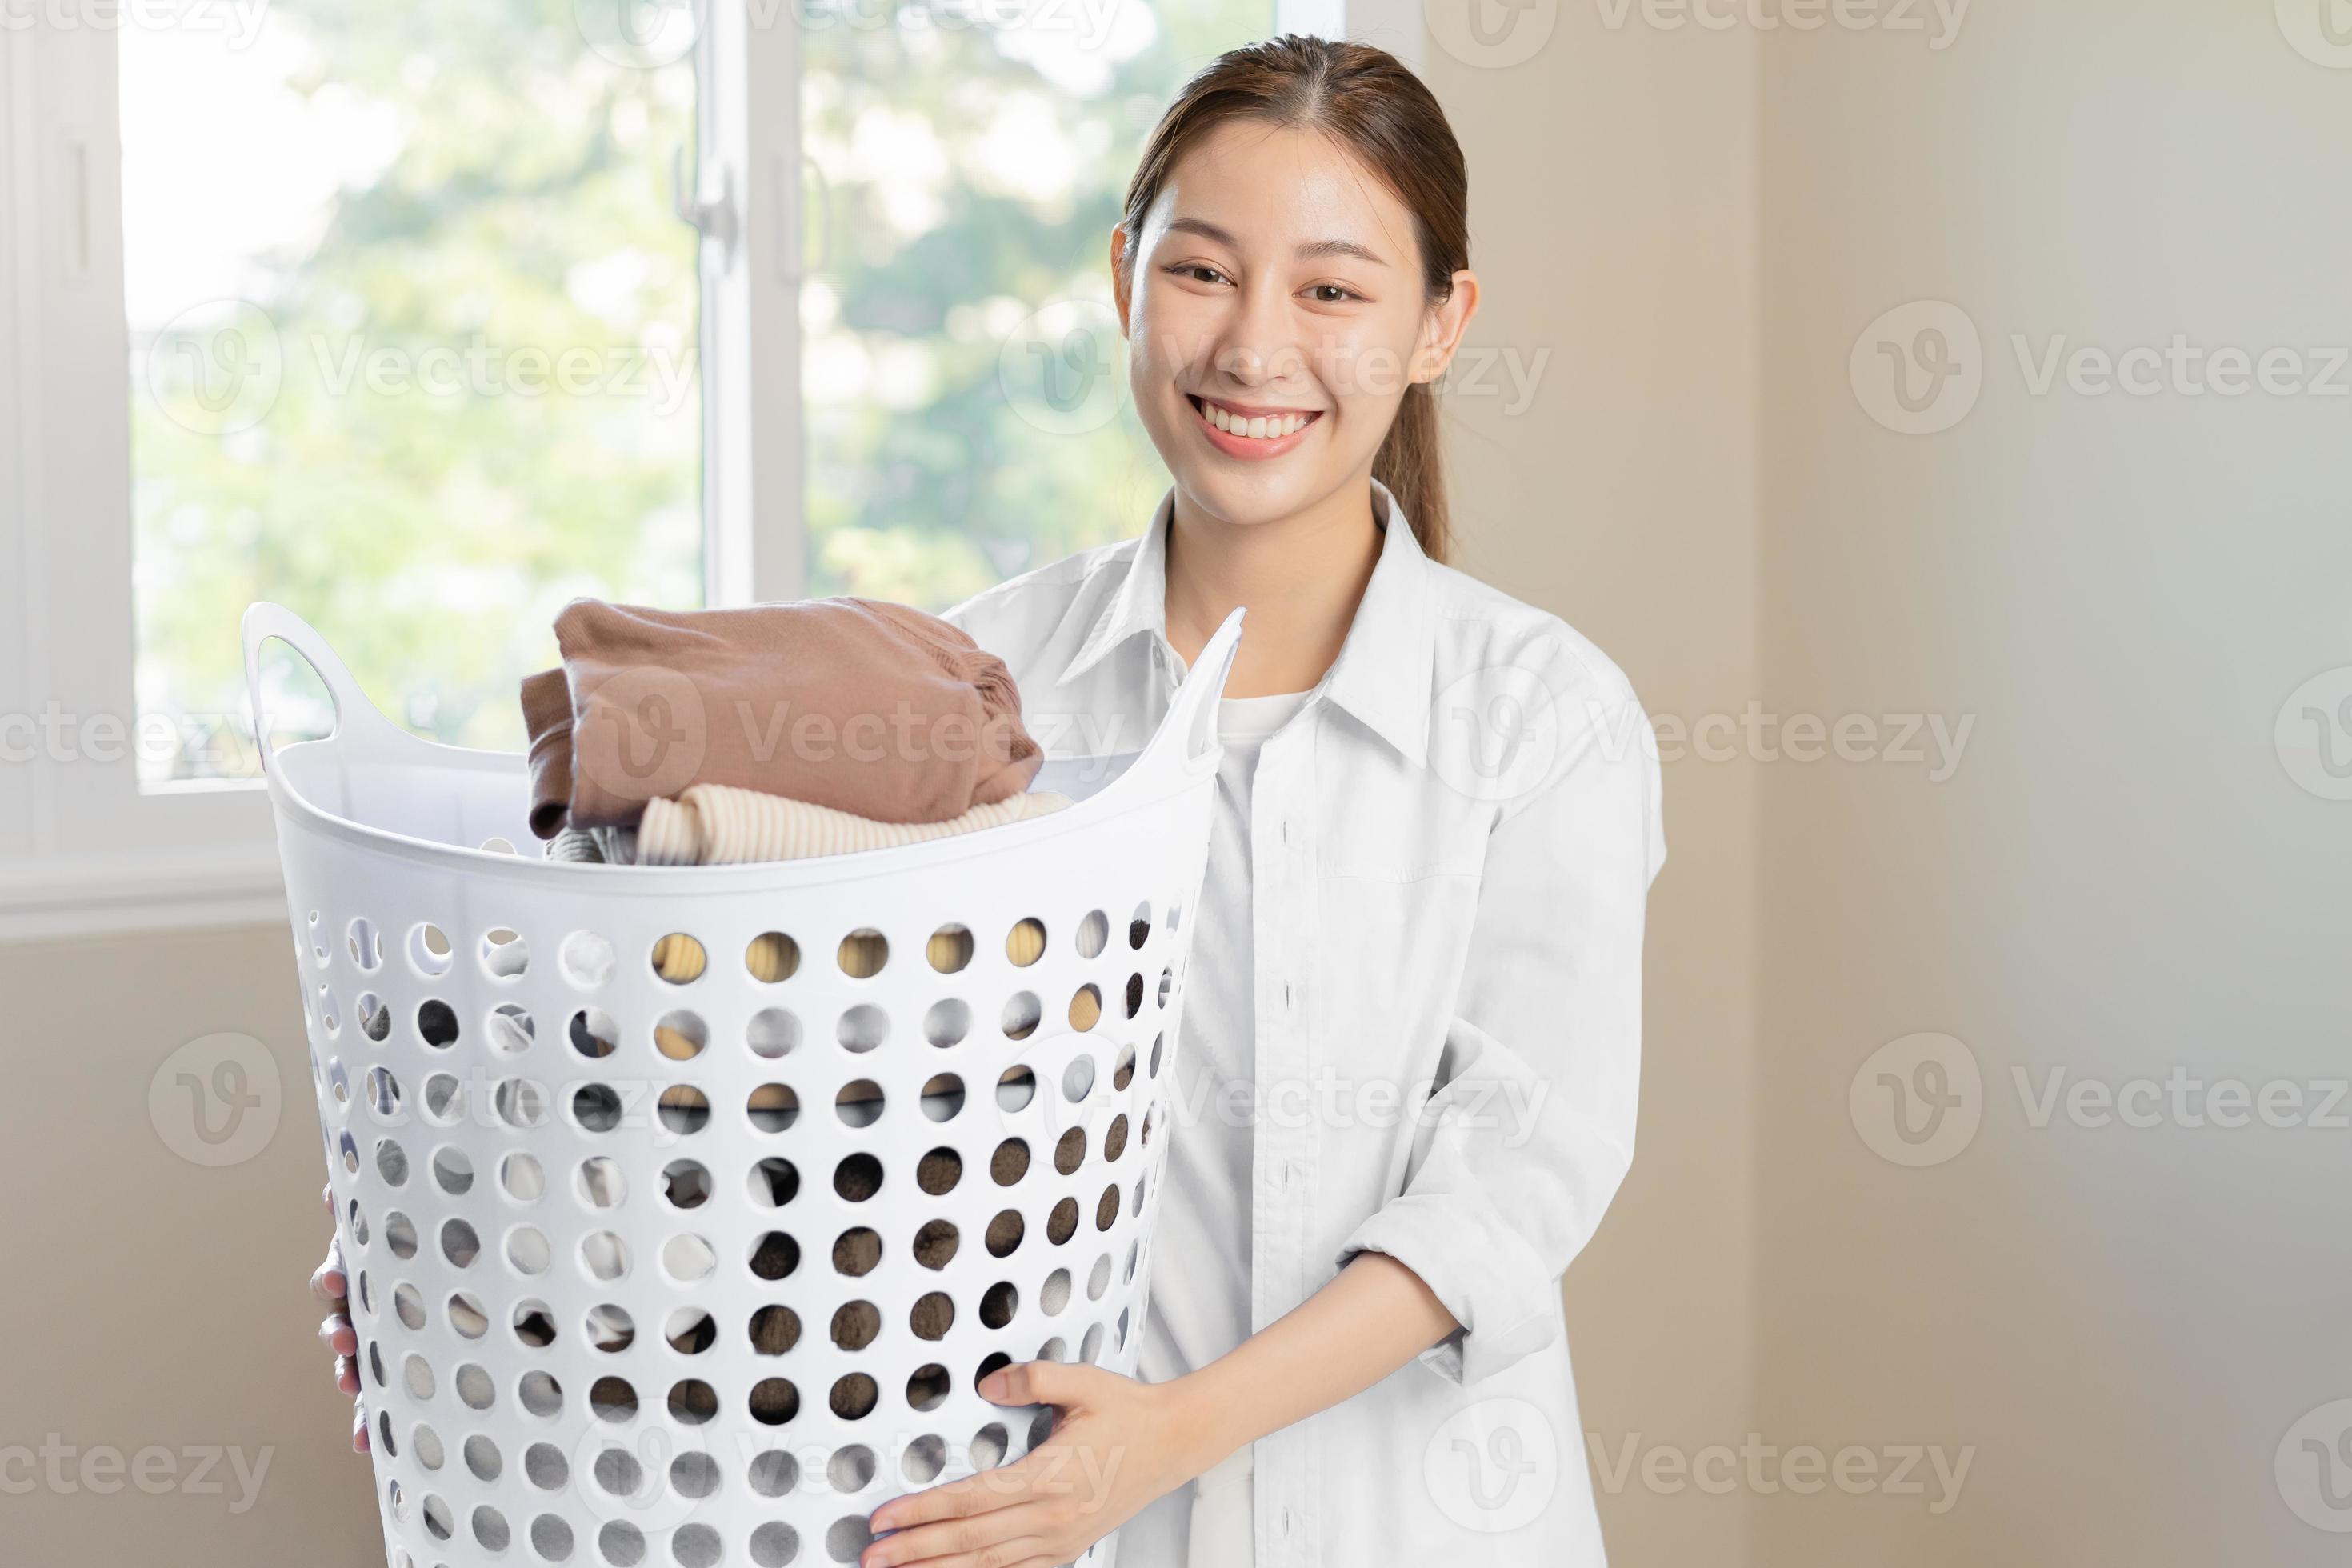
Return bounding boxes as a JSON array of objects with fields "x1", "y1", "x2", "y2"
[{"x1": 1210, "y1": 277, "x2": 1307, "y2": 392}]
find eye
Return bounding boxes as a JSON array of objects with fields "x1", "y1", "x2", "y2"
[
  {"x1": 1165, "y1": 263, "x2": 1230, "y2": 287},
  {"x1": 1306, "y1": 282, "x2": 1362, "y2": 305}
]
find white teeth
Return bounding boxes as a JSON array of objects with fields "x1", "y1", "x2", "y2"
[{"x1": 1202, "y1": 400, "x2": 1310, "y2": 440}]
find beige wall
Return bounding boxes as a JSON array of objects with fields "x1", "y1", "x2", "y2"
[
  {"x1": 1754, "y1": 1, "x2": 2350, "y2": 1563},
  {"x1": 0, "y1": 924, "x2": 382, "y2": 1564}
]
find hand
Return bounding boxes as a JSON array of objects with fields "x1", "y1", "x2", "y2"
[
  {"x1": 862, "y1": 1362, "x2": 1222, "y2": 1568},
  {"x1": 310, "y1": 1183, "x2": 369, "y2": 1454}
]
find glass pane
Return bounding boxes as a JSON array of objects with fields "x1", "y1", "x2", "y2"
[
  {"x1": 123, "y1": 4, "x2": 702, "y2": 785},
  {"x1": 800, "y1": 2, "x2": 1279, "y2": 608}
]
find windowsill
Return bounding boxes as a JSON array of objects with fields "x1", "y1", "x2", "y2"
[
  {"x1": 0, "y1": 838, "x2": 287, "y2": 944},
  {"x1": 138, "y1": 774, "x2": 272, "y2": 798}
]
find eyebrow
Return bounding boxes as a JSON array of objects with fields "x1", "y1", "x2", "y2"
[{"x1": 1165, "y1": 217, "x2": 1390, "y2": 268}]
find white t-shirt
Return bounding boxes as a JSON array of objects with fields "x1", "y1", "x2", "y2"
[{"x1": 1122, "y1": 686, "x2": 1316, "y2": 1568}]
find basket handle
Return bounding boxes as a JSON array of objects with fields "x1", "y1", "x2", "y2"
[
  {"x1": 240, "y1": 602, "x2": 398, "y2": 775},
  {"x1": 1138, "y1": 604, "x2": 1246, "y2": 780}
]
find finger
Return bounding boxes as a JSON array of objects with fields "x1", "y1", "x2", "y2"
[
  {"x1": 864, "y1": 1537, "x2": 1055, "y2": 1568},
  {"x1": 335, "y1": 1353, "x2": 362, "y2": 1398},
  {"x1": 322, "y1": 1182, "x2": 334, "y2": 1217},
  {"x1": 320, "y1": 1313, "x2": 358, "y2": 1358},
  {"x1": 311, "y1": 1235, "x2": 347, "y2": 1309},
  {"x1": 869, "y1": 1466, "x2": 1042, "y2": 1535},
  {"x1": 861, "y1": 1506, "x2": 1054, "y2": 1568},
  {"x1": 977, "y1": 1358, "x2": 1102, "y2": 1412},
  {"x1": 352, "y1": 1398, "x2": 371, "y2": 1455}
]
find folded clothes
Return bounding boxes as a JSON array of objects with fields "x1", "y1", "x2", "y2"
[
  {"x1": 522, "y1": 596, "x2": 1044, "y2": 840},
  {"x1": 545, "y1": 780, "x2": 1072, "y2": 866}
]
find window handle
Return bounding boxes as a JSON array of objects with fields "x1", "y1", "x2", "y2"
[
  {"x1": 60, "y1": 135, "x2": 91, "y2": 280},
  {"x1": 671, "y1": 143, "x2": 738, "y2": 263},
  {"x1": 774, "y1": 150, "x2": 832, "y2": 286}
]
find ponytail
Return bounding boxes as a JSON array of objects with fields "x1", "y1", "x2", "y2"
[{"x1": 1374, "y1": 380, "x2": 1450, "y2": 563}]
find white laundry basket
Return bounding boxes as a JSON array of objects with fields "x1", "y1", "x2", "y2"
[{"x1": 243, "y1": 599, "x2": 1246, "y2": 1568}]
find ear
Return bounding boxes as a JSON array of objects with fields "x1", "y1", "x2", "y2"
[
  {"x1": 1110, "y1": 224, "x2": 1136, "y2": 336},
  {"x1": 1410, "y1": 269, "x2": 1482, "y2": 386}
]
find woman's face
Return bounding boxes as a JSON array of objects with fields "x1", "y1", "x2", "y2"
[{"x1": 1115, "y1": 119, "x2": 1472, "y2": 528}]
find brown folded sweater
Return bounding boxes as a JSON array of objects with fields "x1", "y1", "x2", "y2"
[{"x1": 522, "y1": 597, "x2": 1042, "y2": 840}]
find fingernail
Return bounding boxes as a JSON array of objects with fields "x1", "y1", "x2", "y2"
[
  {"x1": 979, "y1": 1370, "x2": 1009, "y2": 1400},
  {"x1": 324, "y1": 1270, "x2": 345, "y2": 1295}
]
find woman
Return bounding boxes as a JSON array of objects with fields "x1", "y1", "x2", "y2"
[{"x1": 312, "y1": 34, "x2": 1664, "y2": 1568}]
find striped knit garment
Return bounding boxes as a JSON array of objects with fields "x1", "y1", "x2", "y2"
[{"x1": 546, "y1": 782, "x2": 1071, "y2": 866}]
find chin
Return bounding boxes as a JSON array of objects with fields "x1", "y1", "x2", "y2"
[{"x1": 1166, "y1": 465, "x2": 1323, "y2": 529}]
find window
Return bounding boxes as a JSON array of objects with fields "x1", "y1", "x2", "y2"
[
  {"x1": 0, "y1": 0, "x2": 1417, "y2": 935},
  {"x1": 122, "y1": 4, "x2": 706, "y2": 783}
]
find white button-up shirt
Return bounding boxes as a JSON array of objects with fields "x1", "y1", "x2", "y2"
[{"x1": 943, "y1": 478, "x2": 1666, "y2": 1566}]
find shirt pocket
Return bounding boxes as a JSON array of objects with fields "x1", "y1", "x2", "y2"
[
  {"x1": 1312, "y1": 755, "x2": 1487, "y2": 883},
  {"x1": 1309, "y1": 766, "x2": 1486, "y2": 1106}
]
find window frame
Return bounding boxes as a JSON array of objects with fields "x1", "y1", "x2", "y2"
[{"x1": 0, "y1": 0, "x2": 1411, "y2": 940}]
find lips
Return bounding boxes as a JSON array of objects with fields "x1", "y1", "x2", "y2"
[{"x1": 1188, "y1": 394, "x2": 1322, "y2": 439}]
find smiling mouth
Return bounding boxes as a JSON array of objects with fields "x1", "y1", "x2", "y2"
[{"x1": 1187, "y1": 394, "x2": 1323, "y2": 441}]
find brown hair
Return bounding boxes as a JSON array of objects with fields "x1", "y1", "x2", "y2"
[{"x1": 1118, "y1": 34, "x2": 1468, "y2": 563}]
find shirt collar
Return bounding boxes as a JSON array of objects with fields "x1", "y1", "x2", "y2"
[{"x1": 1056, "y1": 478, "x2": 1436, "y2": 768}]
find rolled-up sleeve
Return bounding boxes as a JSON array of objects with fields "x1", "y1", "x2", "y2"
[{"x1": 1334, "y1": 690, "x2": 1666, "y2": 1387}]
